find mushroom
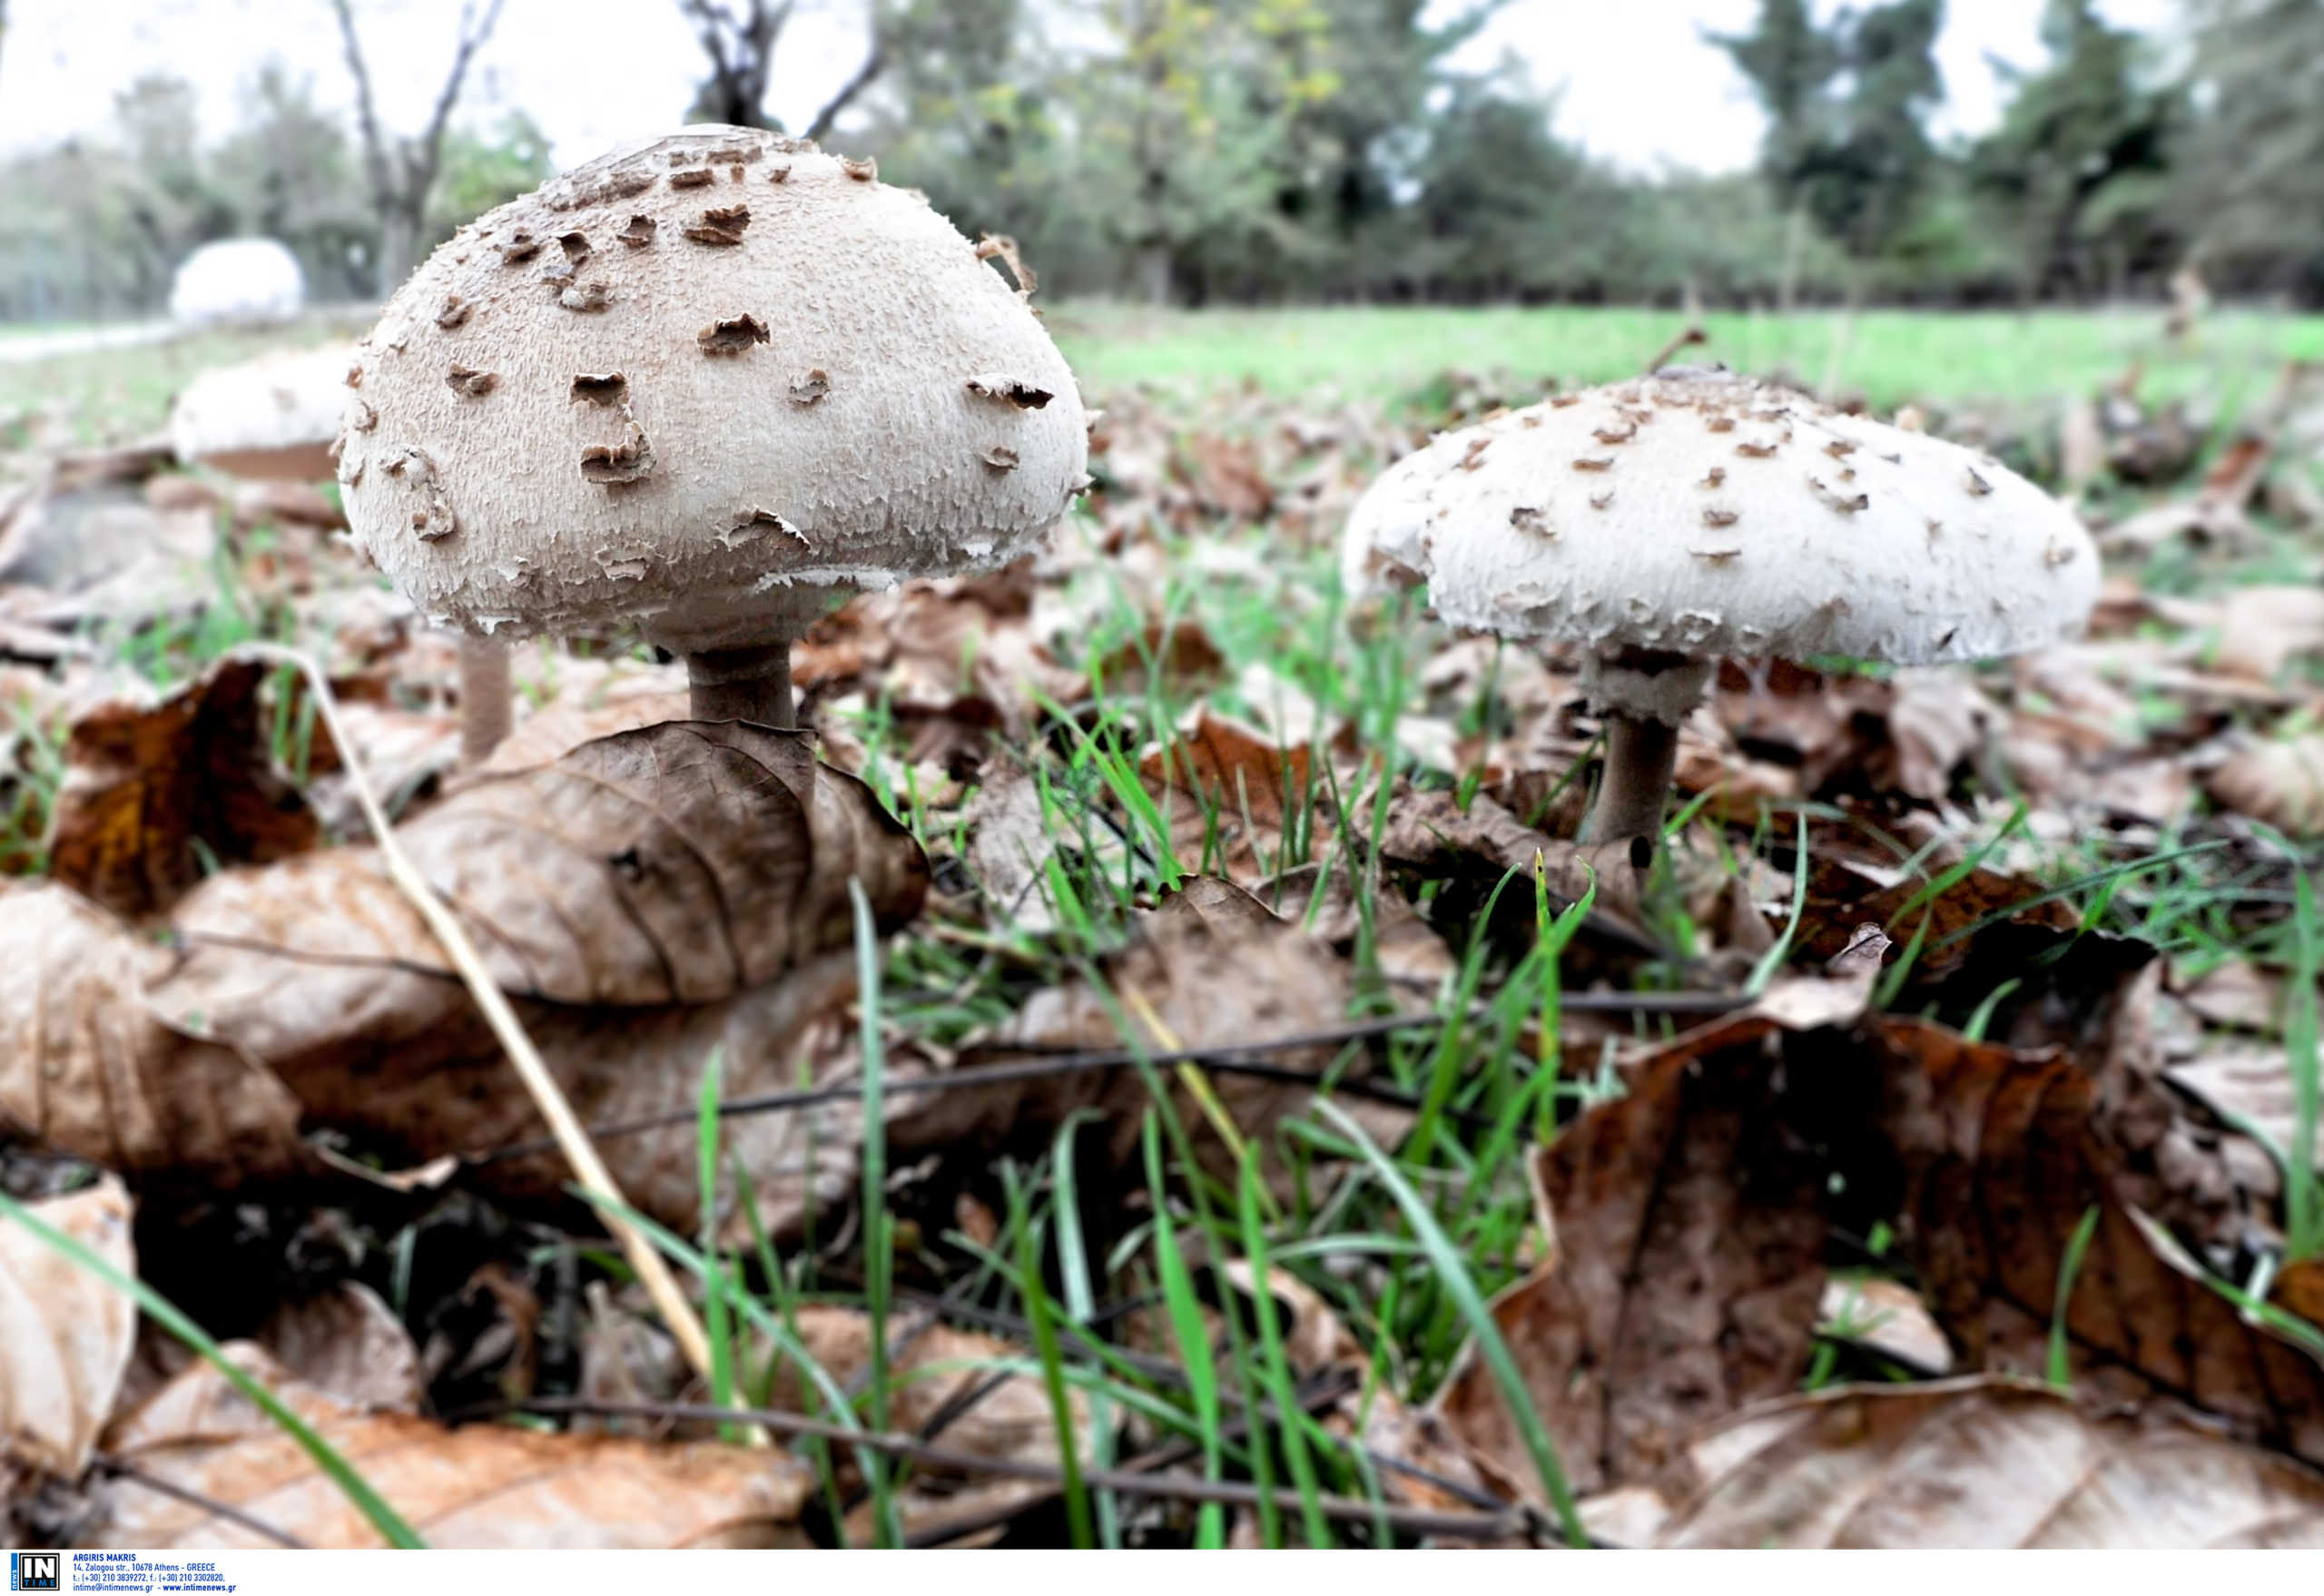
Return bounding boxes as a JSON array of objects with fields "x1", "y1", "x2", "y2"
[
  {"x1": 1343, "y1": 367, "x2": 2099, "y2": 844},
  {"x1": 169, "y1": 345, "x2": 352, "y2": 483},
  {"x1": 336, "y1": 126, "x2": 1087, "y2": 730}
]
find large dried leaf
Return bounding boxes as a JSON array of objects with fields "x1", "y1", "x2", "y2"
[
  {"x1": 93, "y1": 1343, "x2": 812, "y2": 1548},
  {"x1": 253, "y1": 1283, "x2": 423, "y2": 1414},
  {"x1": 1852, "y1": 1017, "x2": 2324, "y2": 1466},
  {"x1": 1139, "y1": 709, "x2": 1315, "y2": 886},
  {"x1": 0, "y1": 1176, "x2": 135, "y2": 1484},
  {"x1": 2164, "y1": 1045, "x2": 2324, "y2": 1179},
  {"x1": 1433, "y1": 1008, "x2": 1832, "y2": 1501},
  {"x1": 1648, "y1": 1379, "x2": 2324, "y2": 1548},
  {"x1": 0, "y1": 883, "x2": 310, "y2": 1185},
  {"x1": 45, "y1": 655, "x2": 317, "y2": 918},
  {"x1": 160, "y1": 720, "x2": 924, "y2": 1010}
]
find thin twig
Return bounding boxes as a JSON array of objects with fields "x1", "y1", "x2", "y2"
[
  {"x1": 242, "y1": 645, "x2": 720, "y2": 1398},
  {"x1": 490, "y1": 1395, "x2": 1539, "y2": 1543},
  {"x1": 94, "y1": 1453, "x2": 310, "y2": 1548},
  {"x1": 469, "y1": 998, "x2": 1741, "y2": 1164}
]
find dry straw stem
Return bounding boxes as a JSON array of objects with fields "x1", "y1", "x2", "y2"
[{"x1": 239, "y1": 645, "x2": 724, "y2": 1404}]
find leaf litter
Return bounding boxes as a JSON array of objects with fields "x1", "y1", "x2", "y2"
[{"x1": 1, "y1": 344, "x2": 2321, "y2": 1547}]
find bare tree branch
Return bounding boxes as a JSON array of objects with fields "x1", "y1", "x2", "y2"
[
  {"x1": 803, "y1": 34, "x2": 889, "y2": 143},
  {"x1": 326, "y1": 0, "x2": 509, "y2": 294}
]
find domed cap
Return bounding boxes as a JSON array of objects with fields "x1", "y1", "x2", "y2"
[
  {"x1": 170, "y1": 345, "x2": 351, "y2": 481},
  {"x1": 337, "y1": 127, "x2": 1088, "y2": 653},
  {"x1": 1344, "y1": 369, "x2": 2097, "y2": 667}
]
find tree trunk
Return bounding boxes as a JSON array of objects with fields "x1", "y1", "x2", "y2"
[
  {"x1": 1777, "y1": 202, "x2": 1806, "y2": 314},
  {"x1": 377, "y1": 203, "x2": 418, "y2": 299}
]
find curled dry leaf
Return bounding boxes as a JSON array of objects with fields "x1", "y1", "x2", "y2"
[
  {"x1": 45, "y1": 654, "x2": 317, "y2": 919},
  {"x1": 0, "y1": 883, "x2": 310, "y2": 1186},
  {"x1": 2205, "y1": 737, "x2": 2324, "y2": 837},
  {"x1": 1645, "y1": 1379, "x2": 2324, "y2": 1548},
  {"x1": 1139, "y1": 708, "x2": 1315, "y2": 886},
  {"x1": 92, "y1": 1343, "x2": 812, "y2": 1548},
  {"x1": 0, "y1": 1176, "x2": 135, "y2": 1486}
]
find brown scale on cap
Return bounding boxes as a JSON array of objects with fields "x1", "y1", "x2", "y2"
[
  {"x1": 684, "y1": 204, "x2": 751, "y2": 246},
  {"x1": 616, "y1": 214, "x2": 656, "y2": 247},
  {"x1": 570, "y1": 372, "x2": 627, "y2": 405},
  {"x1": 788, "y1": 369, "x2": 832, "y2": 405},
  {"x1": 981, "y1": 445, "x2": 1020, "y2": 470},
  {"x1": 558, "y1": 232, "x2": 592, "y2": 263},
  {"x1": 580, "y1": 427, "x2": 655, "y2": 486},
  {"x1": 558, "y1": 281, "x2": 612, "y2": 312},
  {"x1": 445, "y1": 365, "x2": 497, "y2": 398},
  {"x1": 1698, "y1": 466, "x2": 1726, "y2": 488},
  {"x1": 436, "y1": 295, "x2": 472, "y2": 330},
  {"x1": 669, "y1": 168, "x2": 714, "y2": 190},
  {"x1": 1510, "y1": 505, "x2": 1552, "y2": 538},
  {"x1": 699, "y1": 315, "x2": 771, "y2": 356},
  {"x1": 1571, "y1": 456, "x2": 1613, "y2": 472},
  {"x1": 965, "y1": 375, "x2": 1054, "y2": 409},
  {"x1": 495, "y1": 230, "x2": 543, "y2": 264},
  {"x1": 842, "y1": 156, "x2": 878, "y2": 182},
  {"x1": 1701, "y1": 507, "x2": 1738, "y2": 528}
]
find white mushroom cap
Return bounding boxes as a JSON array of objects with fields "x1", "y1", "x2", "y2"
[
  {"x1": 338, "y1": 127, "x2": 1088, "y2": 653},
  {"x1": 1345, "y1": 369, "x2": 2098, "y2": 674},
  {"x1": 169, "y1": 345, "x2": 352, "y2": 482},
  {"x1": 169, "y1": 238, "x2": 306, "y2": 325}
]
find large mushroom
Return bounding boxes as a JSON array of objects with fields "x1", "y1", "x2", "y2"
[
  {"x1": 1344, "y1": 368, "x2": 2099, "y2": 844},
  {"x1": 337, "y1": 127, "x2": 1088, "y2": 730}
]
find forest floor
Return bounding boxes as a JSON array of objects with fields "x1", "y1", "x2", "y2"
[{"x1": 0, "y1": 300, "x2": 2321, "y2": 1549}]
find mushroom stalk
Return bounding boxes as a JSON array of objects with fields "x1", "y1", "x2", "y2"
[
  {"x1": 687, "y1": 637, "x2": 798, "y2": 728},
  {"x1": 458, "y1": 634, "x2": 513, "y2": 765},
  {"x1": 1578, "y1": 646, "x2": 1713, "y2": 846},
  {"x1": 1583, "y1": 714, "x2": 1681, "y2": 845}
]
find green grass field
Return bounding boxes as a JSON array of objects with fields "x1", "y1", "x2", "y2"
[{"x1": 8, "y1": 303, "x2": 2323, "y2": 448}]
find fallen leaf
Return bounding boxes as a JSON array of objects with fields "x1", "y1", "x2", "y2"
[
  {"x1": 0, "y1": 1176, "x2": 135, "y2": 1487},
  {"x1": 1433, "y1": 1006, "x2": 1833, "y2": 1501},
  {"x1": 0, "y1": 882, "x2": 311, "y2": 1186},
  {"x1": 2164, "y1": 1046, "x2": 2324, "y2": 1177},
  {"x1": 1139, "y1": 708, "x2": 1315, "y2": 886},
  {"x1": 45, "y1": 654, "x2": 317, "y2": 918},
  {"x1": 2206, "y1": 738, "x2": 2324, "y2": 837},
  {"x1": 1649, "y1": 1378, "x2": 2324, "y2": 1548},
  {"x1": 1816, "y1": 1276, "x2": 1952, "y2": 1374},
  {"x1": 92, "y1": 1343, "x2": 812, "y2": 1548},
  {"x1": 254, "y1": 1283, "x2": 423, "y2": 1414}
]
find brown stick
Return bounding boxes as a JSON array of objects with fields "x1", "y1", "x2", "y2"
[
  {"x1": 686, "y1": 638, "x2": 795, "y2": 727},
  {"x1": 1581, "y1": 713, "x2": 1680, "y2": 845},
  {"x1": 457, "y1": 633, "x2": 512, "y2": 764}
]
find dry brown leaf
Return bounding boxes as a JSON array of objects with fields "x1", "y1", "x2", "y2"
[
  {"x1": 253, "y1": 1283, "x2": 423, "y2": 1414},
  {"x1": 46, "y1": 654, "x2": 317, "y2": 918},
  {"x1": 0, "y1": 1176, "x2": 135, "y2": 1487},
  {"x1": 1797, "y1": 853, "x2": 2076, "y2": 973},
  {"x1": 1648, "y1": 1379, "x2": 2324, "y2": 1548},
  {"x1": 1857, "y1": 1017, "x2": 2324, "y2": 1466},
  {"x1": 92, "y1": 1343, "x2": 812, "y2": 1548},
  {"x1": 893, "y1": 878, "x2": 1402, "y2": 1177},
  {"x1": 1433, "y1": 1007, "x2": 1833, "y2": 1502},
  {"x1": 2164, "y1": 1046, "x2": 2324, "y2": 1177},
  {"x1": 774, "y1": 1305, "x2": 1093, "y2": 1547},
  {"x1": 0, "y1": 882, "x2": 310, "y2": 1185},
  {"x1": 2206, "y1": 737, "x2": 2324, "y2": 836},
  {"x1": 1139, "y1": 708, "x2": 1315, "y2": 886},
  {"x1": 2210, "y1": 586, "x2": 2324, "y2": 684}
]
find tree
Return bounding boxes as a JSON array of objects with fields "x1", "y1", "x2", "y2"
[
  {"x1": 2176, "y1": 0, "x2": 2324, "y2": 297},
  {"x1": 1708, "y1": 0, "x2": 1840, "y2": 308},
  {"x1": 212, "y1": 65, "x2": 378, "y2": 301},
  {"x1": 1972, "y1": 0, "x2": 2181, "y2": 300},
  {"x1": 328, "y1": 0, "x2": 508, "y2": 296},
  {"x1": 427, "y1": 109, "x2": 555, "y2": 243},
  {"x1": 677, "y1": 0, "x2": 893, "y2": 139}
]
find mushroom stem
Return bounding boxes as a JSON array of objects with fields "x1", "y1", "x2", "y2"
[
  {"x1": 1583, "y1": 714, "x2": 1681, "y2": 845},
  {"x1": 1577, "y1": 646, "x2": 1713, "y2": 846},
  {"x1": 458, "y1": 634, "x2": 513, "y2": 765},
  {"x1": 686, "y1": 638, "x2": 798, "y2": 728}
]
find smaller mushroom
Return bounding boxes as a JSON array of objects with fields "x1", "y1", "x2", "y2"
[{"x1": 1342, "y1": 368, "x2": 2100, "y2": 846}]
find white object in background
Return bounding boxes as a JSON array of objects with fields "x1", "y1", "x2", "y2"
[{"x1": 169, "y1": 238, "x2": 307, "y2": 325}]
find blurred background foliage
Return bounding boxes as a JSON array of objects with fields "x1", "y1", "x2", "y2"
[{"x1": 1, "y1": 0, "x2": 2319, "y2": 322}]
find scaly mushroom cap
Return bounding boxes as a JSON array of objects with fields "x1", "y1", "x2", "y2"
[
  {"x1": 170, "y1": 345, "x2": 352, "y2": 482},
  {"x1": 337, "y1": 127, "x2": 1088, "y2": 652},
  {"x1": 1344, "y1": 369, "x2": 2098, "y2": 667}
]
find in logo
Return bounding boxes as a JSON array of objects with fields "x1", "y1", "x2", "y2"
[{"x1": 10, "y1": 1553, "x2": 60, "y2": 1592}]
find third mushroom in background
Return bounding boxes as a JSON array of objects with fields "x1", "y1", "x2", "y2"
[
  {"x1": 336, "y1": 125, "x2": 1088, "y2": 731},
  {"x1": 1343, "y1": 367, "x2": 2100, "y2": 844}
]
